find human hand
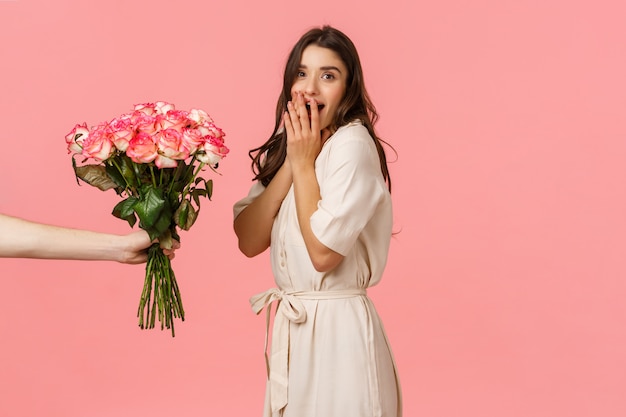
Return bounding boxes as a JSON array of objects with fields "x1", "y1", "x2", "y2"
[
  {"x1": 284, "y1": 92, "x2": 323, "y2": 168},
  {"x1": 159, "y1": 238, "x2": 180, "y2": 259},
  {"x1": 119, "y1": 230, "x2": 180, "y2": 265}
]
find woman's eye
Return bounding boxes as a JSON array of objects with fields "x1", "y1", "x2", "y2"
[
  {"x1": 322, "y1": 73, "x2": 335, "y2": 80},
  {"x1": 297, "y1": 71, "x2": 306, "y2": 77}
]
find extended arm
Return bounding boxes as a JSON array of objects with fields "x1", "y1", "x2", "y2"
[{"x1": 0, "y1": 213, "x2": 154, "y2": 264}]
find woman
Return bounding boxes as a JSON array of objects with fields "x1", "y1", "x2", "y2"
[{"x1": 234, "y1": 26, "x2": 402, "y2": 417}]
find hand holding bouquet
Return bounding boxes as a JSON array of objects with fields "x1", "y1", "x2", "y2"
[{"x1": 65, "y1": 101, "x2": 228, "y2": 336}]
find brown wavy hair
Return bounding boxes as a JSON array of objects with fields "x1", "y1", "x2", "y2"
[{"x1": 249, "y1": 25, "x2": 392, "y2": 192}]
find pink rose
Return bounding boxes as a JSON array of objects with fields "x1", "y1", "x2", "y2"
[
  {"x1": 155, "y1": 128, "x2": 188, "y2": 168},
  {"x1": 156, "y1": 128, "x2": 189, "y2": 161},
  {"x1": 187, "y1": 108, "x2": 214, "y2": 125},
  {"x1": 126, "y1": 132, "x2": 158, "y2": 164},
  {"x1": 155, "y1": 154, "x2": 178, "y2": 169},
  {"x1": 196, "y1": 121, "x2": 225, "y2": 139},
  {"x1": 182, "y1": 127, "x2": 204, "y2": 154},
  {"x1": 154, "y1": 101, "x2": 175, "y2": 115},
  {"x1": 65, "y1": 122, "x2": 90, "y2": 154},
  {"x1": 81, "y1": 124, "x2": 114, "y2": 161},
  {"x1": 133, "y1": 102, "x2": 157, "y2": 116},
  {"x1": 156, "y1": 109, "x2": 189, "y2": 131},
  {"x1": 197, "y1": 135, "x2": 229, "y2": 166},
  {"x1": 133, "y1": 112, "x2": 158, "y2": 135},
  {"x1": 108, "y1": 115, "x2": 134, "y2": 152}
]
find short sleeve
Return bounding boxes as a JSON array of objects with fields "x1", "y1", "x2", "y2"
[
  {"x1": 233, "y1": 181, "x2": 266, "y2": 220},
  {"x1": 309, "y1": 125, "x2": 387, "y2": 256}
]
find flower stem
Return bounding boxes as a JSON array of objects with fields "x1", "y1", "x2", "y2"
[
  {"x1": 137, "y1": 243, "x2": 184, "y2": 337},
  {"x1": 181, "y1": 162, "x2": 206, "y2": 198},
  {"x1": 110, "y1": 158, "x2": 134, "y2": 195},
  {"x1": 149, "y1": 165, "x2": 158, "y2": 188},
  {"x1": 168, "y1": 159, "x2": 187, "y2": 195}
]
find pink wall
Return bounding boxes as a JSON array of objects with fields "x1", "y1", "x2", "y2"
[{"x1": 1, "y1": 0, "x2": 625, "y2": 416}]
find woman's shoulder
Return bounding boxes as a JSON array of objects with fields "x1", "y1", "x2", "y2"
[
  {"x1": 328, "y1": 120, "x2": 376, "y2": 150},
  {"x1": 333, "y1": 120, "x2": 368, "y2": 138},
  {"x1": 327, "y1": 120, "x2": 372, "y2": 148},
  {"x1": 323, "y1": 120, "x2": 380, "y2": 167}
]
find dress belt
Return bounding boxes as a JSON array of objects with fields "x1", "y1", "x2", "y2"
[{"x1": 250, "y1": 288, "x2": 367, "y2": 413}]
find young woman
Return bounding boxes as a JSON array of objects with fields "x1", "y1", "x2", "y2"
[{"x1": 234, "y1": 26, "x2": 402, "y2": 417}]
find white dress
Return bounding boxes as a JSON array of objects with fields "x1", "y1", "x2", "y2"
[{"x1": 234, "y1": 121, "x2": 402, "y2": 417}]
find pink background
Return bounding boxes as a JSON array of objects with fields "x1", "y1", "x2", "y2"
[{"x1": 1, "y1": 0, "x2": 625, "y2": 416}]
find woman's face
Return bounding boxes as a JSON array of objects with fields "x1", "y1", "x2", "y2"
[{"x1": 290, "y1": 45, "x2": 348, "y2": 132}]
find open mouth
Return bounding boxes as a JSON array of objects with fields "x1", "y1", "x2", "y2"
[{"x1": 305, "y1": 103, "x2": 325, "y2": 113}]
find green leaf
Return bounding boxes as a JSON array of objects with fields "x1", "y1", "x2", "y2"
[
  {"x1": 74, "y1": 164, "x2": 119, "y2": 191},
  {"x1": 120, "y1": 156, "x2": 141, "y2": 185},
  {"x1": 174, "y1": 199, "x2": 190, "y2": 229},
  {"x1": 149, "y1": 206, "x2": 173, "y2": 240},
  {"x1": 123, "y1": 155, "x2": 148, "y2": 185},
  {"x1": 191, "y1": 189, "x2": 207, "y2": 208},
  {"x1": 134, "y1": 186, "x2": 166, "y2": 230},
  {"x1": 172, "y1": 180, "x2": 186, "y2": 194},
  {"x1": 112, "y1": 197, "x2": 139, "y2": 227},
  {"x1": 133, "y1": 185, "x2": 175, "y2": 240},
  {"x1": 168, "y1": 190, "x2": 181, "y2": 209},
  {"x1": 157, "y1": 229, "x2": 174, "y2": 250},
  {"x1": 182, "y1": 164, "x2": 196, "y2": 184},
  {"x1": 184, "y1": 204, "x2": 198, "y2": 229},
  {"x1": 104, "y1": 162, "x2": 127, "y2": 190},
  {"x1": 205, "y1": 179, "x2": 213, "y2": 199},
  {"x1": 174, "y1": 200, "x2": 197, "y2": 230}
]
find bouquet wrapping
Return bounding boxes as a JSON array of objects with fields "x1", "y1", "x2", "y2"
[{"x1": 65, "y1": 101, "x2": 228, "y2": 336}]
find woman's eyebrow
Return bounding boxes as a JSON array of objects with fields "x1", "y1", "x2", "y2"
[{"x1": 298, "y1": 65, "x2": 343, "y2": 74}]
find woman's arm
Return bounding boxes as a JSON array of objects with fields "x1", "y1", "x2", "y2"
[
  {"x1": 284, "y1": 94, "x2": 344, "y2": 272},
  {"x1": 233, "y1": 160, "x2": 293, "y2": 257},
  {"x1": 0, "y1": 213, "x2": 158, "y2": 264}
]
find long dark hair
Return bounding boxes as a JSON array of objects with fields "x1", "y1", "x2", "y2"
[{"x1": 249, "y1": 25, "x2": 393, "y2": 192}]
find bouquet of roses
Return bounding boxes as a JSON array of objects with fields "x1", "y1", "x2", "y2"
[{"x1": 65, "y1": 101, "x2": 228, "y2": 336}]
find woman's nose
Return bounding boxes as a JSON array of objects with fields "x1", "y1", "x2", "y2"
[{"x1": 304, "y1": 78, "x2": 319, "y2": 95}]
